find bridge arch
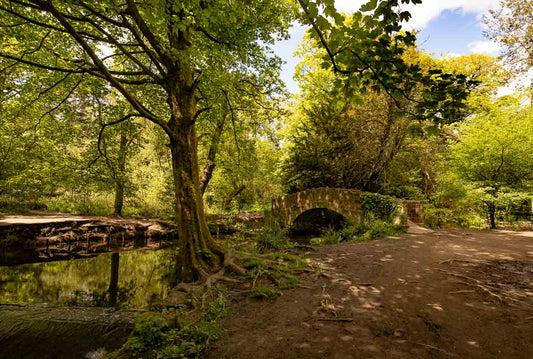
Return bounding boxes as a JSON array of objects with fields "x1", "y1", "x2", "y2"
[{"x1": 272, "y1": 188, "x2": 362, "y2": 227}]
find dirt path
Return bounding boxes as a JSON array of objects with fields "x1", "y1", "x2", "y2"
[{"x1": 207, "y1": 226, "x2": 533, "y2": 359}]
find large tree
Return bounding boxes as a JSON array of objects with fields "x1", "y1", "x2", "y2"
[
  {"x1": 0, "y1": 0, "x2": 293, "y2": 282},
  {"x1": 450, "y1": 96, "x2": 533, "y2": 229}
]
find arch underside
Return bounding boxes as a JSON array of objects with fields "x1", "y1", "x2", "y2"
[
  {"x1": 272, "y1": 188, "x2": 362, "y2": 227},
  {"x1": 287, "y1": 205, "x2": 358, "y2": 226}
]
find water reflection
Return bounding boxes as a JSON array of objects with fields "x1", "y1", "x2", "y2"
[{"x1": 0, "y1": 249, "x2": 176, "y2": 309}]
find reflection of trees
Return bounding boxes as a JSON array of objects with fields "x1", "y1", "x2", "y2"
[
  {"x1": 108, "y1": 252, "x2": 119, "y2": 307},
  {"x1": 0, "y1": 250, "x2": 175, "y2": 308}
]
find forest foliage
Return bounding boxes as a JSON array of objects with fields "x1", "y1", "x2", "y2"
[{"x1": 0, "y1": 0, "x2": 532, "y2": 234}]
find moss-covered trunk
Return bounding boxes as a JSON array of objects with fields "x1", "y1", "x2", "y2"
[
  {"x1": 170, "y1": 125, "x2": 223, "y2": 282},
  {"x1": 167, "y1": 64, "x2": 224, "y2": 282}
]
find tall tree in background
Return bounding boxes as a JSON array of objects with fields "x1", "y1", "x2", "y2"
[
  {"x1": 485, "y1": 0, "x2": 533, "y2": 74},
  {"x1": 283, "y1": 33, "x2": 480, "y2": 194},
  {"x1": 450, "y1": 96, "x2": 533, "y2": 229}
]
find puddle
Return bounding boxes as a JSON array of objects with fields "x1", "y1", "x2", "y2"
[{"x1": 0, "y1": 249, "x2": 175, "y2": 309}]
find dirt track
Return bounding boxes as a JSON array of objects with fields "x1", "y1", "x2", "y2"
[{"x1": 208, "y1": 225, "x2": 533, "y2": 359}]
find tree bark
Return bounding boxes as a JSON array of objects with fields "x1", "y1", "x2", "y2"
[
  {"x1": 488, "y1": 203, "x2": 497, "y2": 229},
  {"x1": 200, "y1": 113, "x2": 227, "y2": 194},
  {"x1": 170, "y1": 125, "x2": 224, "y2": 282},
  {"x1": 224, "y1": 184, "x2": 246, "y2": 209},
  {"x1": 166, "y1": 58, "x2": 225, "y2": 281},
  {"x1": 113, "y1": 131, "x2": 128, "y2": 216}
]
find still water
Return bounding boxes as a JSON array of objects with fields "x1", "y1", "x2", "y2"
[{"x1": 0, "y1": 250, "x2": 176, "y2": 309}]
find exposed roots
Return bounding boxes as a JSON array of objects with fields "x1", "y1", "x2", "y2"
[
  {"x1": 437, "y1": 269, "x2": 522, "y2": 305},
  {"x1": 176, "y1": 250, "x2": 246, "y2": 293}
]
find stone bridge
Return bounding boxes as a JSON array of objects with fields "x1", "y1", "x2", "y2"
[
  {"x1": 272, "y1": 187, "x2": 425, "y2": 227},
  {"x1": 272, "y1": 188, "x2": 362, "y2": 226}
]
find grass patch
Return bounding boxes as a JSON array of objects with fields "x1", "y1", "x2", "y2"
[
  {"x1": 311, "y1": 218, "x2": 406, "y2": 245},
  {"x1": 247, "y1": 287, "x2": 281, "y2": 301},
  {"x1": 311, "y1": 226, "x2": 342, "y2": 245},
  {"x1": 243, "y1": 251, "x2": 307, "y2": 299},
  {"x1": 255, "y1": 212, "x2": 290, "y2": 253}
]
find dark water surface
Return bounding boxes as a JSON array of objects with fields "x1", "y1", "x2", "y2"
[{"x1": 0, "y1": 249, "x2": 176, "y2": 309}]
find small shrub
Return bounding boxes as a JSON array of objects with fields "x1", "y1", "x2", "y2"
[
  {"x1": 361, "y1": 192, "x2": 401, "y2": 222},
  {"x1": 311, "y1": 226, "x2": 342, "y2": 245},
  {"x1": 356, "y1": 220, "x2": 405, "y2": 241},
  {"x1": 121, "y1": 312, "x2": 168, "y2": 353},
  {"x1": 110, "y1": 289, "x2": 229, "y2": 359},
  {"x1": 255, "y1": 212, "x2": 289, "y2": 252}
]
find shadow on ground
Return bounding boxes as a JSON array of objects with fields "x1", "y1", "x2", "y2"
[{"x1": 207, "y1": 224, "x2": 533, "y2": 359}]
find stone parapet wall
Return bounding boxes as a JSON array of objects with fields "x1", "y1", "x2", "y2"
[{"x1": 402, "y1": 200, "x2": 424, "y2": 224}]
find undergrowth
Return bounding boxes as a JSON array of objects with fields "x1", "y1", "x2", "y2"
[
  {"x1": 108, "y1": 287, "x2": 229, "y2": 359},
  {"x1": 108, "y1": 248, "x2": 310, "y2": 357},
  {"x1": 254, "y1": 212, "x2": 290, "y2": 253},
  {"x1": 243, "y1": 252, "x2": 308, "y2": 299},
  {"x1": 311, "y1": 218, "x2": 406, "y2": 245}
]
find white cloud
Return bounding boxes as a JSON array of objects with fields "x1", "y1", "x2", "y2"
[
  {"x1": 439, "y1": 52, "x2": 463, "y2": 59},
  {"x1": 497, "y1": 68, "x2": 533, "y2": 98},
  {"x1": 334, "y1": 0, "x2": 501, "y2": 29},
  {"x1": 467, "y1": 40, "x2": 501, "y2": 54},
  {"x1": 401, "y1": 0, "x2": 500, "y2": 29},
  {"x1": 334, "y1": 0, "x2": 365, "y2": 15}
]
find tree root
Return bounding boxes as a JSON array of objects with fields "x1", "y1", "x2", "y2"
[
  {"x1": 416, "y1": 343, "x2": 456, "y2": 357},
  {"x1": 440, "y1": 258, "x2": 490, "y2": 265},
  {"x1": 437, "y1": 269, "x2": 522, "y2": 305},
  {"x1": 314, "y1": 317, "x2": 353, "y2": 322},
  {"x1": 176, "y1": 250, "x2": 246, "y2": 293}
]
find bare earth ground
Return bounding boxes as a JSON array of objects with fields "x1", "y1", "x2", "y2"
[{"x1": 207, "y1": 224, "x2": 533, "y2": 359}]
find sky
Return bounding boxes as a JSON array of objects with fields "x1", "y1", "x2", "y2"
[{"x1": 273, "y1": 0, "x2": 503, "y2": 93}]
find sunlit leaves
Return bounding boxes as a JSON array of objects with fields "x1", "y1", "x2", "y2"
[{"x1": 298, "y1": 0, "x2": 472, "y2": 123}]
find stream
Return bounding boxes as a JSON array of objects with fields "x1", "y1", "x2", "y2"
[
  {"x1": 0, "y1": 249, "x2": 178, "y2": 358},
  {"x1": 0, "y1": 249, "x2": 176, "y2": 309}
]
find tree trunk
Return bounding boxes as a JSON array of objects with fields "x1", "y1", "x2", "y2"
[
  {"x1": 113, "y1": 184, "x2": 124, "y2": 216},
  {"x1": 200, "y1": 113, "x2": 227, "y2": 194},
  {"x1": 170, "y1": 123, "x2": 223, "y2": 282},
  {"x1": 224, "y1": 184, "x2": 246, "y2": 209},
  {"x1": 166, "y1": 58, "x2": 230, "y2": 283},
  {"x1": 488, "y1": 203, "x2": 497, "y2": 229},
  {"x1": 113, "y1": 131, "x2": 128, "y2": 216}
]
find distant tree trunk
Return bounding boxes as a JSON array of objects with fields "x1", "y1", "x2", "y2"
[
  {"x1": 488, "y1": 203, "x2": 497, "y2": 229},
  {"x1": 362, "y1": 99, "x2": 406, "y2": 192},
  {"x1": 200, "y1": 113, "x2": 227, "y2": 194},
  {"x1": 223, "y1": 184, "x2": 246, "y2": 209},
  {"x1": 113, "y1": 131, "x2": 128, "y2": 216}
]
